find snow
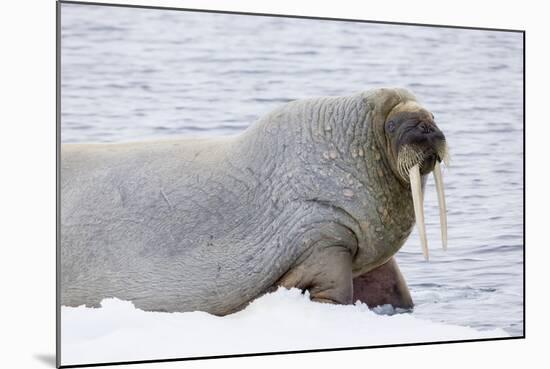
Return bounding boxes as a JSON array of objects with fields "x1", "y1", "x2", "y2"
[{"x1": 61, "y1": 287, "x2": 508, "y2": 366}]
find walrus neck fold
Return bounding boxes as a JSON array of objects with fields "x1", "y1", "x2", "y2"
[{"x1": 363, "y1": 91, "x2": 420, "y2": 189}]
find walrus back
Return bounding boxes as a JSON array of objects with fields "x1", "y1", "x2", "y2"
[{"x1": 60, "y1": 136, "x2": 297, "y2": 314}]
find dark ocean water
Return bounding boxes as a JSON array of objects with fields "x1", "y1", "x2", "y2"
[{"x1": 61, "y1": 4, "x2": 524, "y2": 335}]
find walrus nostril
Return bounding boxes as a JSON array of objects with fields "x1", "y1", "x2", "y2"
[{"x1": 418, "y1": 122, "x2": 435, "y2": 134}]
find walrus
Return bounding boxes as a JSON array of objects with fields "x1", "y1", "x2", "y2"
[{"x1": 60, "y1": 87, "x2": 448, "y2": 315}]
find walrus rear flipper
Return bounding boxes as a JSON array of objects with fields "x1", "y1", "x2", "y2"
[{"x1": 352, "y1": 257, "x2": 413, "y2": 310}]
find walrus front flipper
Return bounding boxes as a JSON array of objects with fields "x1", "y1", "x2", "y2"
[
  {"x1": 278, "y1": 245, "x2": 354, "y2": 305},
  {"x1": 277, "y1": 222, "x2": 357, "y2": 305},
  {"x1": 352, "y1": 257, "x2": 413, "y2": 309}
]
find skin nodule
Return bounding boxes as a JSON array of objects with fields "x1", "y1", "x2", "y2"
[{"x1": 61, "y1": 87, "x2": 447, "y2": 315}]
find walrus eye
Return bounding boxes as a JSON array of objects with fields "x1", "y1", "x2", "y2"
[{"x1": 387, "y1": 120, "x2": 396, "y2": 132}]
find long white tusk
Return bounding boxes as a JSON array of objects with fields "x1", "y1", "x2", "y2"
[
  {"x1": 409, "y1": 164, "x2": 429, "y2": 261},
  {"x1": 433, "y1": 161, "x2": 448, "y2": 251}
]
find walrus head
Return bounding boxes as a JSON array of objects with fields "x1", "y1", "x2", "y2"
[{"x1": 370, "y1": 89, "x2": 449, "y2": 260}]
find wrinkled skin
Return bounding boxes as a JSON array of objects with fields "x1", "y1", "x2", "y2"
[{"x1": 61, "y1": 88, "x2": 445, "y2": 315}]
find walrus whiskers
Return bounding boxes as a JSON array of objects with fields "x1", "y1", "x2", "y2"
[
  {"x1": 436, "y1": 140, "x2": 450, "y2": 167},
  {"x1": 396, "y1": 145, "x2": 425, "y2": 182}
]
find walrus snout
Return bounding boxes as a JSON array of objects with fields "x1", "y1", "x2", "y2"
[
  {"x1": 415, "y1": 123, "x2": 446, "y2": 154},
  {"x1": 394, "y1": 117, "x2": 448, "y2": 177},
  {"x1": 403, "y1": 120, "x2": 445, "y2": 155}
]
